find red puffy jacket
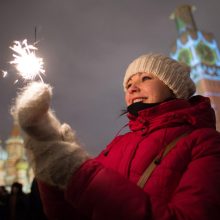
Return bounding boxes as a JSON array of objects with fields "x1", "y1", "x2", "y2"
[{"x1": 38, "y1": 96, "x2": 220, "y2": 220}]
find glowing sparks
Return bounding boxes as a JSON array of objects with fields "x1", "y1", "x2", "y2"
[
  {"x1": 2, "y1": 70, "x2": 8, "y2": 78},
  {"x1": 10, "y1": 39, "x2": 45, "y2": 81}
]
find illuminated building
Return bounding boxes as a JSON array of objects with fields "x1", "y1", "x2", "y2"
[
  {"x1": 0, "y1": 121, "x2": 33, "y2": 192},
  {"x1": 170, "y1": 5, "x2": 220, "y2": 130}
]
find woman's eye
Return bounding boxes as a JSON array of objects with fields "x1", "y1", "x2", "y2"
[
  {"x1": 142, "y1": 76, "x2": 151, "y2": 81},
  {"x1": 126, "y1": 83, "x2": 132, "y2": 89}
]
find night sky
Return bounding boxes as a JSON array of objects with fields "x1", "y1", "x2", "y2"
[{"x1": 0, "y1": 0, "x2": 220, "y2": 154}]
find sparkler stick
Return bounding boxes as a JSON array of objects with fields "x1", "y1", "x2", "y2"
[{"x1": 9, "y1": 39, "x2": 45, "y2": 82}]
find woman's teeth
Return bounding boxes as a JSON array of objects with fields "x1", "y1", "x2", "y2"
[{"x1": 133, "y1": 98, "x2": 146, "y2": 103}]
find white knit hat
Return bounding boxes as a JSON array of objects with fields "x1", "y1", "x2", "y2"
[{"x1": 123, "y1": 53, "x2": 196, "y2": 99}]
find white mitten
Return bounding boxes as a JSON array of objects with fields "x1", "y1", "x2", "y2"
[
  {"x1": 12, "y1": 82, "x2": 90, "y2": 189},
  {"x1": 12, "y1": 82, "x2": 63, "y2": 141}
]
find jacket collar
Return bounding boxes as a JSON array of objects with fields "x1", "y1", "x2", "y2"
[{"x1": 127, "y1": 95, "x2": 216, "y2": 133}]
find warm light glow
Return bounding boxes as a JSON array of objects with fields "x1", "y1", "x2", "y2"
[
  {"x1": 10, "y1": 39, "x2": 45, "y2": 81},
  {"x1": 2, "y1": 70, "x2": 8, "y2": 78}
]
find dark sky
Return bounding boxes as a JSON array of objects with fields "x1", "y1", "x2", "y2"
[{"x1": 0, "y1": 0, "x2": 220, "y2": 154}]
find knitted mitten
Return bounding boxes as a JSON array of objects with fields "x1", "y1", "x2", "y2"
[{"x1": 12, "y1": 82, "x2": 90, "y2": 189}]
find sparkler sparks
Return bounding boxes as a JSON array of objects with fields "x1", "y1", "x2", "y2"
[
  {"x1": 2, "y1": 70, "x2": 8, "y2": 78},
  {"x1": 9, "y1": 39, "x2": 45, "y2": 81}
]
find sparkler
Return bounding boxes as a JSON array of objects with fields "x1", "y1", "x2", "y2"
[{"x1": 9, "y1": 39, "x2": 45, "y2": 82}]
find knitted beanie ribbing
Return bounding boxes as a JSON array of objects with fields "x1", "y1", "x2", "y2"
[{"x1": 123, "y1": 53, "x2": 196, "y2": 99}]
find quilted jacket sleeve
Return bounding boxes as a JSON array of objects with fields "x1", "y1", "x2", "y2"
[
  {"x1": 37, "y1": 181, "x2": 80, "y2": 219},
  {"x1": 37, "y1": 159, "x2": 152, "y2": 220},
  {"x1": 64, "y1": 159, "x2": 151, "y2": 220}
]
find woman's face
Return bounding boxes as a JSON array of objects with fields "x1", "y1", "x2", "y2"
[{"x1": 125, "y1": 72, "x2": 175, "y2": 106}]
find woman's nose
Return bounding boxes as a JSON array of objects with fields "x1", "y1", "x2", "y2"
[{"x1": 127, "y1": 83, "x2": 140, "y2": 94}]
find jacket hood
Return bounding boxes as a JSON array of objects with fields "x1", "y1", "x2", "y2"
[{"x1": 128, "y1": 95, "x2": 216, "y2": 133}]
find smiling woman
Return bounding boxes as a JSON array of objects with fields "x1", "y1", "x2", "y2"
[
  {"x1": 13, "y1": 53, "x2": 220, "y2": 220},
  {"x1": 124, "y1": 72, "x2": 175, "y2": 105}
]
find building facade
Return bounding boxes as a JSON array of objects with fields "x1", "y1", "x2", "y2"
[
  {"x1": 0, "y1": 121, "x2": 33, "y2": 192},
  {"x1": 170, "y1": 5, "x2": 220, "y2": 130}
]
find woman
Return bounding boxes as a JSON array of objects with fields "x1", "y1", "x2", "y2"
[{"x1": 13, "y1": 53, "x2": 220, "y2": 220}]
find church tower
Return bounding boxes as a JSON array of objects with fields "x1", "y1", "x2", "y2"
[
  {"x1": 170, "y1": 5, "x2": 220, "y2": 130},
  {"x1": 2, "y1": 120, "x2": 33, "y2": 192},
  {"x1": 4, "y1": 121, "x2": 25, "y2": 186}
]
